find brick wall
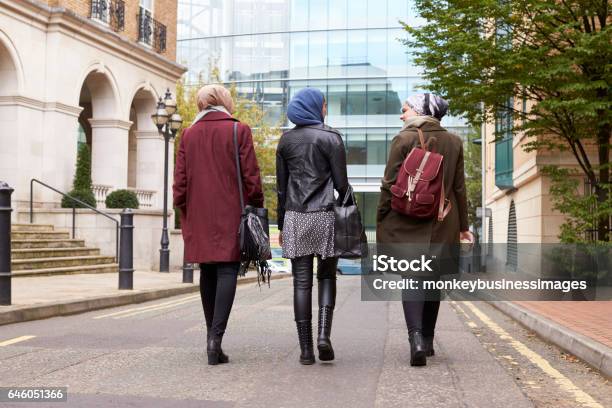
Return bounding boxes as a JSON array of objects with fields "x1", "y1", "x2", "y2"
[
  {"x1": 153, "y1": 0, "x2": 177, "y2": 60},
  {"x1": 43, "y1": 0, "x2": 177, "y2": 61}
]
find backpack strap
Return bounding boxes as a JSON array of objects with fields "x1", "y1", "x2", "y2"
[
  {"x1": 417, "y1": 128, "x2": 426, "y2": 150},
  {"x1": 438, "y1": 174, "x2": 452, "y2": 221}
]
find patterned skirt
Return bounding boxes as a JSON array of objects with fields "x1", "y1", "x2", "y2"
[{"x1": 281, "y1": 210, "x2": 335, "y2": 259}]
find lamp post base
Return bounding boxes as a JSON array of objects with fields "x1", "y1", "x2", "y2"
[{"x1": 159, "y1": 248, "x2": 170, "y2": 273}]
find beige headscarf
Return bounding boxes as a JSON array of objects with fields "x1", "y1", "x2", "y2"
[{"x1": 196, "y1": 84, "x2": 234, "y2": 114}]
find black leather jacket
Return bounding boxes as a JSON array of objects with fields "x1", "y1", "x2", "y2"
[{"x1": 276, "y1": 123, "x2": 349, "y2": 230}]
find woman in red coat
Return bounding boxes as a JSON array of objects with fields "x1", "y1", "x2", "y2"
[{"x1": 173, "y1": 84, "x2": 264, "y2": 365}]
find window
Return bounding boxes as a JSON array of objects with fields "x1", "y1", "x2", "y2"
[
  {"x1": 367, "y1": 29, "x2": 387, "y2": 75},
  {"x1": 328, "y1": 0, "x2": 347, "y2": 30},
  {"x1": 345, "y1": 84, "x2": 367, "y2": 115},
  {"x1": 308, "y1": 31, "x2": 327, "y2": 77},
  {"x1": 90, "y1": 0, "x2": 125, "y2": 32},
  {"x1": 309, "y1": 0, "x2": 328, "y2": 30},
  {"x1": 290, "y1": 33, "x2": 308, "y2": 78},
  {"x1": 495, "y1": 97, "x2": 514, "y2": 189},
  {"x1": 346, "y1": 132, "x2": 367, "y2": 165},
  {"x1": 367, "y1": 0, "x2": 387, "y2": 28},
  {"x1": 366, "y1": 132, "x2": 387, "y2": 165},
  {"x1": 140, "y1": 0, "x2": 153, "y2": 12},
  {"x1": 290, "y1": 0, "x2": 309, "y2": 31},
  {"x1": 138, "y1": 0, "x2": 165, "y2": 52},
  {"x1": 91, "y1": 0, "x2": 110, "y2": 24}
]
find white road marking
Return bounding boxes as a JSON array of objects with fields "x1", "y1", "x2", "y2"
[
  {"x1": 0, "y1": 335, "x2": 36, "y2": 346},
  {"x1": 93, "y1": 294, "x2": 200, "y2": 319}
]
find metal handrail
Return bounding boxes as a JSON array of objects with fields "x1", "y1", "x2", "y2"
[{"x1": 29, "y1": 179, "x2": 119, "y2": 262}]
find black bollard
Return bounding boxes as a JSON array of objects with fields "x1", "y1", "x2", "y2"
[
  {"x1": 0, "y1": 181, "x2": 13, "y2": 305},
  {"x1": 119, "y1": 208, "x2": 134, "y2": 290},
  {"x1": 182, "y1": 250, "x2": 194, "y2": 284}
]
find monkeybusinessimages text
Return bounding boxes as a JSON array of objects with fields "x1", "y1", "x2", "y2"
[{"x1": 371, "y1": 255, "x2": 588, "y2": 293}]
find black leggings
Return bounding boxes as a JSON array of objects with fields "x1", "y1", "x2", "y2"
[
  {"x1": 402, "y1": 283, "x2": 441, "y2": 337},
  {"x1": 199, "y1": 262, "x2": 239, "y2": 337},
  {"x1": 291, "y1": 255, "x2": 337, "y2": 321}
]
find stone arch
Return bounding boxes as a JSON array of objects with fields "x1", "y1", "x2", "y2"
[
  {"x1": 0, "y1": 29, "x2": 24, "y2": 95},
  {"x1": 0, "y1": 30, "x2": 23, "y2": 193},
  {"x1": 127, "y1": 83, "x2": 159, "y2": 190},
  {"x1": 77, "y1": 62, "x2": 121, "y2": 119}
]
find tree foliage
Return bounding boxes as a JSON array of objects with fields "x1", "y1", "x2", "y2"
[
  {"x1": 61, "y1": 143, "x2": 96, "y2": 209},
  {"x1": 174, "y1": 67, "x2": 281, "y2": 228},
  {"x1": 465, "y1": 131, "x2": 483, "y2": 233},
  {"x1": 404, "y1": 0, "x2": 611, "y2": 242}
]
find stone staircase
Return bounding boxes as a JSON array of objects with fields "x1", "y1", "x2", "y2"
[{"x1": 11, "y1": 223, "x2": 118, "y2": 277}]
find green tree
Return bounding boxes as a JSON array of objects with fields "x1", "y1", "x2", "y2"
[
  {"x1": 403, "y1": 0, "x2": 611, "y2": 242},
  {"x1": 464, "y1": 131, "x2": 482, "y2": 233},
  {"x1": 61, "y1": 143, "x2": 96, "y2": 208},
  {"x1": 174, "y1": 68, "x2": 281, "y2": 227}
]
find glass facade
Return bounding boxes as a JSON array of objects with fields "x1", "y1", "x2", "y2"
[{"x1": 177, "y1": 0, "x2": 469, "y2": 232}]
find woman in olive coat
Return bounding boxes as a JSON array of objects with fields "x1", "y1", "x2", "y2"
[{"x1": 376, "y1": 93, "x2": 472, "y2": 366}]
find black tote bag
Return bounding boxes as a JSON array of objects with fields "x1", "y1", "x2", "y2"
[{"x1": 334, "y1": 186, "x2": 367, "y2": 259}]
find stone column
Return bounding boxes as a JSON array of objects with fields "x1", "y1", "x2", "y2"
[
  {"x1": 135, "y1": 130, "x2": 165, "y2": 209},
  {"x1": 89, "y1": 119, "x2": 132, "y2": 191}
]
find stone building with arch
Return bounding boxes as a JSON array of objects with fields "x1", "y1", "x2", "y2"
[{"x1": 1, "y1": 0, "x2": 186, "y2": 270}]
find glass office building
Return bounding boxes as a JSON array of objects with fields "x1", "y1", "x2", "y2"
[{"x1": 177, "y1": 0, "x2": 469, "y2": 233}]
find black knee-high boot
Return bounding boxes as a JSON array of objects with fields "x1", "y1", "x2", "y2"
[
  {"x1": 292, "y1": 256, "x2": 315, "y2": 365},
  {"x1": 296, "y1": 320, "x2": 315, "y2": 365},
  {"x1": 317, "y1": 278, "x2": 336, "y2": 361}
]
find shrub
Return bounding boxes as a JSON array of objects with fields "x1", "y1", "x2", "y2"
[
  {"x1": 61, "y1": 189, "x2": 97, "y2": 208},
  {"x1": 105, "y1": 189, "x2": 139, "y2": 209},
  {"x1": 62, "y1": 144, "x2": 96, "y2": 208}
]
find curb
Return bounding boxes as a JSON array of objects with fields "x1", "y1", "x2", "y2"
[
  {"x1": 489, "y1": 301, "x2": 612, "y2": 379},
  {"x1": 0, "y1": 273, "x2": 290, "y2": 327}
]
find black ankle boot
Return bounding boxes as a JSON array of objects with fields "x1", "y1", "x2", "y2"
[
  {"x1": 207, "y1": 331, "x2": 229, "y2": 364},
  {"x1": 424, "y1": 336, "x2": 435, "y2": 357},
  {"x1": 409, "y1": 331, "x2": 427, "y2": 366},
  {"x1": 207, "y1": 333, "x2": 229, "y2": 365},
  {"x1": 296, "y1": 320, "x2": 315, "y2": 365},
  {"x1": 317, "y1": 305, "x2": 334, "y2": 361}
]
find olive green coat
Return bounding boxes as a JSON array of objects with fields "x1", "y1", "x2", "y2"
[{"x1": 376, "y1": 117, "x2": 468, "y2": 274}]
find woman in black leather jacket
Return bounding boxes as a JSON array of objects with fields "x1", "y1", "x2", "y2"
[{"x1": 276, "y1": 88, "x2": 349, "y2": 365}]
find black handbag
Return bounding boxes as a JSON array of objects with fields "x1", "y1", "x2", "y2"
[
  {"x1": 232, "y1": 122, "x2": 272, "y2": 285},
  {"x1": 334, "y1": 186, "x2": 367, "y2": 259}
]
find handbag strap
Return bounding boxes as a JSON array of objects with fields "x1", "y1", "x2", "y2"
[
  {"x1": 341, "y1": 185, "x2": 354, "y2": 206},
  {"x1": 232, "y1": 122, "x2": 245, "y2": 213}
]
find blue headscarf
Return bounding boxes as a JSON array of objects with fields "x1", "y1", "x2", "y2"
[{"x1": 287, "y1": 88, "x2": 325, "y2": 126}]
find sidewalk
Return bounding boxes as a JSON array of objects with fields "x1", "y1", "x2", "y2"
[
  {"x1": 492, "y1": 300, "x2": 612, "y2": 378},
  {"x1": 0, "y1": 270, "x2": 289, "y2": 326}
]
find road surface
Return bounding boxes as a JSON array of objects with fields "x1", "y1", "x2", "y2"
[{"x1": 0, "y1": 276, "x2": 610, "y2": 407}]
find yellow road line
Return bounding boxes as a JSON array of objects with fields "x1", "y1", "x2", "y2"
[
  {"x1": 0, "y1": 335, "x2": 36, "y2": 347},
  {"x1": 113, "y1": 296, "x2": 200, "y2": 319},
  {"x1": 453, "y1": 302, "x2": 479, "y2": 328},
  {"x1": 464, "y1": 301, "x2": 604, "y2": 408},
  {"x1": 94, "y1": 294, "x2": 200, "y2": 319}
]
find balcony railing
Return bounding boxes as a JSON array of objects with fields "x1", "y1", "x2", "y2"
[
  {"x1": 90, "y1": 0, "x2": 125, "y2": 32},
  {"x1": 138, "y1": 7, "x2": 167, "y2": 53}
]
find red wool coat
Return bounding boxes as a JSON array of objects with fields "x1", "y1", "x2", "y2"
[{"x1": 173, "y1": 111, "x2": 264, "y2": 263}]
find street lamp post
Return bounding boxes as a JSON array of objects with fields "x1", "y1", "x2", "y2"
[{"x1": 151, "y1": 88, "x2": 182, "y2": 272}]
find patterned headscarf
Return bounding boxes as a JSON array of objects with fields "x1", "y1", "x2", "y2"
[
  {"x1": 405, "y1": 93, "x2": 449, "y2": 120},
  {"x1": 196, "y1": 84, "x2": 235, "y2": 114}
]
